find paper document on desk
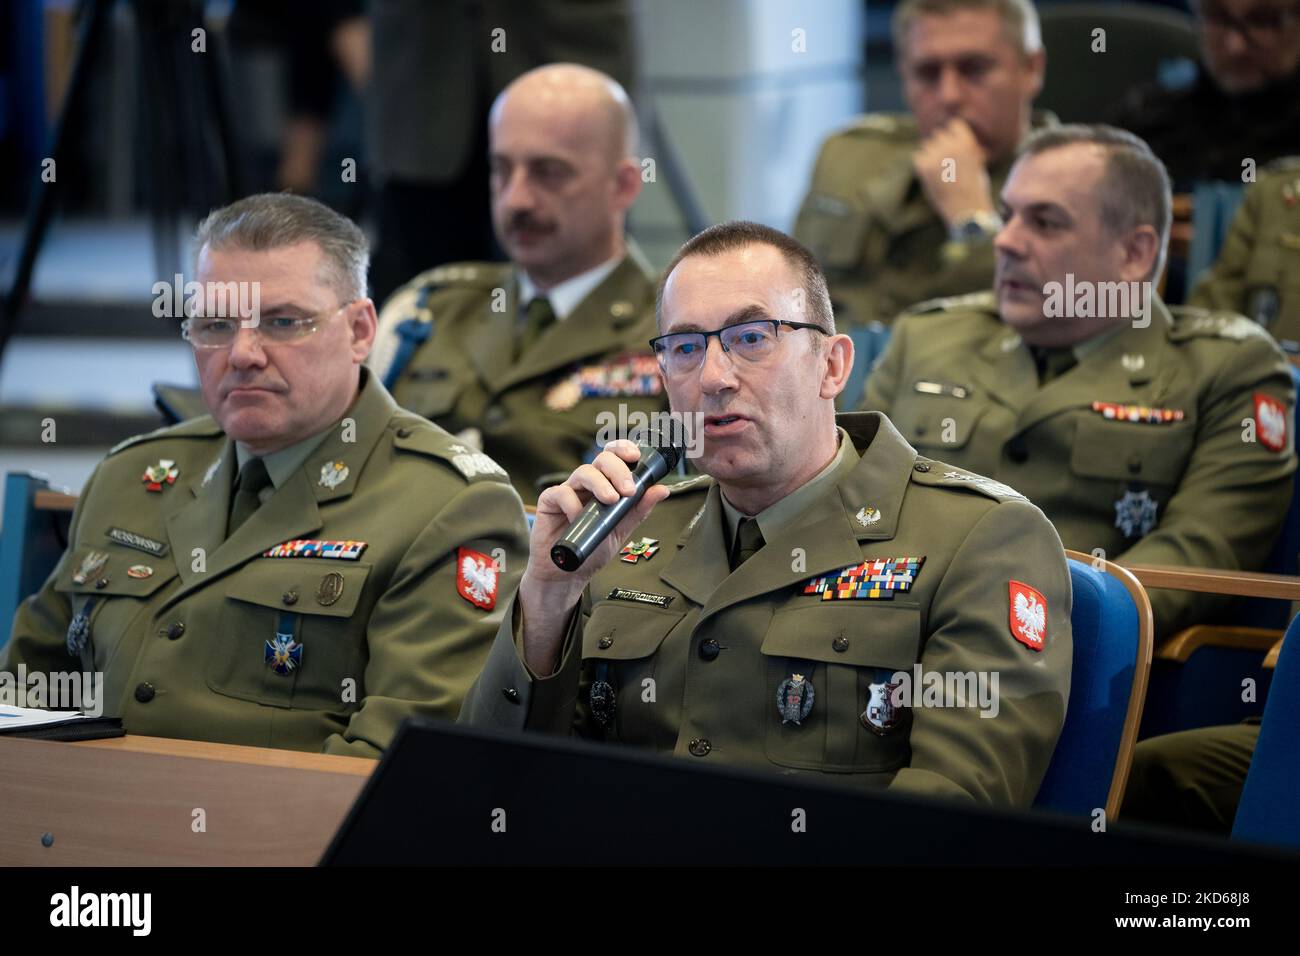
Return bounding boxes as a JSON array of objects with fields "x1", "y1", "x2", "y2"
[{"x1": 0, "y1": 705, "x2": 97, "y2": 733}]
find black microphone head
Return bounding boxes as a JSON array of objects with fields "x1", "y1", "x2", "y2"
[{"x1": 640, "y1": 417, "x2": 685, "y2": 472}]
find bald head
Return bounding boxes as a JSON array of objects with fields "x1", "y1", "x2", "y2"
[
  {"x1": 491, "y1": 63, "x2": 638, "y2": 163},
  {"x1": 487, "y1": 63, "x2": 643, "y2": 289}
]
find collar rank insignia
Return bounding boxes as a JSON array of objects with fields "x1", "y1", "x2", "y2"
[
  {"x1": 1254, "y1": 392, "x2": 1287, "y2": 451},
  {"x1": 619, "y1": 537, "x2": 660, "y2": 563},
  {"x1": 803, "y1": 557, "x2": 925, "y2": 601},
  {"x1": 1009, "y1": 580, "x2": 1048, "y2": 652},
  {"x1": 318, "y1": 461, "x2": 350, "y2": 489},
  {"x1": 1114, "y1": 488, "x2": 1158, "y2": 539},
  {"x1": 1091, "y1": 401, "x2": 1185, "y2": 424},
  {"x1": 72, "y1": 550, "x2": 109, "y2": 585},
  {"x1": 262, "y1": 539, "x2": 368, "y2": 560},
  {"x1": 457, "y1": 547, "x2": 499, "y2": 610},
  {"x1": 862, "y1": 678, "x2": 903, "y2": 734},
  {"x1": 777, "y1": 673, "x2": 815, "y2": 725},
  {"x1": 855, "y1": 506, "x2": 881, "y2": 527},
  {"x1": 265, "y1": 633, "x2": 303, "y2": 675},
  {"x1": 142, "y1": 459, "x2": 179, "y2": 492}
]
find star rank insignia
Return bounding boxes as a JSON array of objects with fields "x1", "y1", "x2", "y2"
[
  {"x1": 619, "y1": 537, "x2": 660, "y2": 563},
  {"x1": 803, "y1": 557, "x2": 925, "y2": 600},
  {"x1": 142, "y1": 459, "x2": 179, "y2": 492}
]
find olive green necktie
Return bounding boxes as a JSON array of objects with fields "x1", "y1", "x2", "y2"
[
  {"x1": 730, "y1": 517, "x2": 766, "y2": 570},
  {"x1": 1032, "y1": 346, "x2": 1078, "y2": 385},
  {"x1": 518, "y1": 296, "x2": 556, "y2": 356},
  {"x1": 228, "y1": 457, "x2": 271, "y2": 537}
]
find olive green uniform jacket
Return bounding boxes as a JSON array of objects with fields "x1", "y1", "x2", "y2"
[
  {"x1": 2, "y1": 370, "x2": 530, "y2": 758},
  {"x1": 371, "y1": 251, "x2": 668, "y2": 503},
  {"x1": 1188, "y1": 158, "x2": 1300, "y2": 349},
  {"x1": 863, "y1": 293, "x2": 1297, "y2": 638},
  {"x1": 793, "y1": 111, "x2": 1057, "y2": 330},
  {"x1": 461, "y1": 412, "x2": 1073, "y2": 806}
]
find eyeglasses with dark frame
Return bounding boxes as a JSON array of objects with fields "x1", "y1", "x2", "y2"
[
  {"x1": 649, "y1": 319, "x2": 830, "y2": 375},
  {"x1": 1197, "y1": 0, "x2": 1300, "y2": 45},
  {"x1": 181, "y1": 302, "x2": 353, "y2": 350}
]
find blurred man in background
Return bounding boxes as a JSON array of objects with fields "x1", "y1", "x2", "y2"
[{"x1": 370, "y1": 64, "x2": 667, "y2": 504}]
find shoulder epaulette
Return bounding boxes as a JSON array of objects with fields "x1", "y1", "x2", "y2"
[
  {"x1": 912, "y1": 460, "x2": 1027, "y2": 501},
  {"x1": 902, "y1": 290, "x2": 999, "y2": 317},
  {"x1": 107, "y1": 416, "x2": 222, "y2": 457},
  {"x1": 391, "y1": 419, "x2": 510, "y2": 483},
  {"x1": 664, "y1": 472, "x2": 713, "y2": 496},
  {"x1": 1169, "y1": 307, "x2": 1272, "y2": 343}
]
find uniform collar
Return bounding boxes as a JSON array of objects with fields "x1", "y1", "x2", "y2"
[
  {"x1": 164, "y1": 367, "x2": 398, "y2": 601},
  {"x1": 719, "y1": 427, "x2": 857, "y2": 548},
  {"x1": 235, "y1": 427, "x2": 333, "y2": 490},
  {"x1": 517, "y1": 253, "x2": 623, "y2": 321},
  {"x1": 660, "y1": 412, "x2": 916, "y2": 623}
]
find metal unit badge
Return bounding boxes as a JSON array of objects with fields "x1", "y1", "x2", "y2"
[
  {"x1": 590, "y1": 662, "x2": 616, "y2": 728},
  {"x1": 861, "y1": 678, "x2": 902, "y2": 735},
  {"x1": 777, "y1": 673, "x2": 815, "y2": 725},
  {"x1": 142, "y1": 459, "x2": 179, "y2": 492},
  {"x1": 318, "y1": 461, "x2": 350, "y2": 489},
  {"x1": 803, "y1": 557, "x2": 925, "y2": 601},
  {"x1": 317, "y1": 571, "x2": 345, "y2": 606},
  {"x1": 619, "y1": 537, "x2": 660, "y2": 563},
  {"x1": 72, "y1": 551, "x2": 109, "y2": 586},
  {"x1": 1114, "y1": 488, "x2": 1158, "y2": 539}
]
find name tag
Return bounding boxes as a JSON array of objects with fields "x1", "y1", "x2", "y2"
[
  {"x1": 912, "y1": 381, "x2": 970, "y2": 399},
  {"x1": 607, "y1": 587, "x2": 674, "y2": 608}
]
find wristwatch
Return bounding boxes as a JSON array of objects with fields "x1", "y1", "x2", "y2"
[{"x1": 948, "y1": 211, "x2": 1004, "y2": 244}]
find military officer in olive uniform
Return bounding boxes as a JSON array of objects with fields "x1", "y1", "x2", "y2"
[
  {"x1": 864, "y1": 126, "x2": 1297, "y2": 641},
  {"x1": 371, "y1": 64, "x2": 667, "y2": 503},
  {"x1": 1189, "y1": 157, "x2": 1300, "y2": 351},
  {"x1": 794, "y1": 0, "x2": 1051, "y2": 342},
  {"x1": 462, "y1": 222, "x2": 1072, "y2": 806},
  {"x1": 2, "y1": 194, "x2": 530, "y2": 758}
]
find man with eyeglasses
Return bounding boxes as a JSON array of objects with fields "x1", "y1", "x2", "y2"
[
  {"x1": 369, "y1": 63, "x2": 667, "y2": 504},
  {"x1": 794, "y1": 0, "x2": 1052, "y2": 366},
  {"x1": 460, "y1": 221, "x2": 1072, "y2": 807},
  {"x1": 1109, "y1": 0, "x2": 1300, "y2": 188},
  {"x1": 2, "y1": 193, "x2": 531, "y2": 758}
]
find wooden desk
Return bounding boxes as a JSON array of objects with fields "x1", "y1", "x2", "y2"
[{"x1": 0, "y1": 735, "x2": 374, "y2": 866}]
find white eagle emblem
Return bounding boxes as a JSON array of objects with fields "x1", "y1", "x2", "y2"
[
  {"x1": 1014, "y1": 590, "x2": 1046, "y2": 648},
  {"x1": 460, "y1": 554, "x2": 497, "y2": 607},
  {"x1": 1258, "y1": 397, "x2": 1286, "y2": 450}
]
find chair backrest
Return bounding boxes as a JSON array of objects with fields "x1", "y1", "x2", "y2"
[
  {"x1": 1187, "y1": 180, "x2": 1248, "y2": 291},
  {"x1": 0, "y1": 473, "x2": 73, "y2": 650},
  {"x1": 1037, "y1": 3, "x2": 1200, "y2": 123},
  {"x1": 1034, "y1": 550, "x2": 1154, "y2": 820},
  {"x1": 1233, "y1": 613, "x2": 1300, "y2": 848},
  {"x1": 839, "y1": 322, "x2": 891, "y2": 411}
]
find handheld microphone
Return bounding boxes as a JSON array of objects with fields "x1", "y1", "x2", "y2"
[{"x1": 551, "y1": 437, "x2": 683, "y2": 572}]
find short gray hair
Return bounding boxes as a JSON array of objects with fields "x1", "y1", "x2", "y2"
[
  {"x1": 1017, "y1": 124, "x2": 1173, "y2": 282},
  {"x1": 193, "y1": 193, "x2": 369, "y2": 302},
  {"x1": 656, "y1": 221, "x2": 835, "y2": 338},
  {"x1": 892, "y1": 0, "x2": 1042, "y2": 56}
]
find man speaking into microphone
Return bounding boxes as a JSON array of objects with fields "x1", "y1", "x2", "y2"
[{"x1": 460, "y1": 221, "x2": 1072, "y2": 806}]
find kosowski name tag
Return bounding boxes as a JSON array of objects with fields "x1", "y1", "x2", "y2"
[
  {"x1": 607, "y1": 587, "x2": 674, "y2": 608},
  {"x1": 105, "y1": 527, "x2": 169, "y2": 557},
  {"x1": 262, "y1": 539, "x2": 368, "y2": 561}
]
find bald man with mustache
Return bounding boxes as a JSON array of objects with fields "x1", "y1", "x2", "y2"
[{"x1": 370, "y1": 63, "x2": 668, "y2": 504}]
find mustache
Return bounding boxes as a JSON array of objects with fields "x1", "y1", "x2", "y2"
[{"x1": 504, "y1": 212, "x2": 555, "y2": 233}]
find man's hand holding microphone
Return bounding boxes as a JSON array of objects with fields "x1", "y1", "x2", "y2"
[{"x1": 519, "y1": 437, "x2": 681, "y2": 676}]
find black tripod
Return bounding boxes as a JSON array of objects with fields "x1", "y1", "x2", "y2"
[{"x1": 0, "y1": 0, "x2": 244, "y2": 361}]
